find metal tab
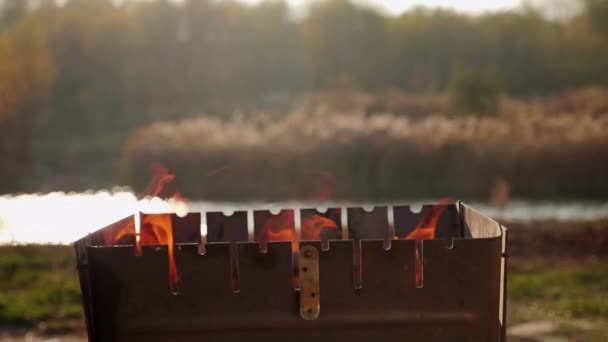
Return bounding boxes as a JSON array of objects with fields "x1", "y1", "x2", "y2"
[{"x1": 299, "y1": 245, "x2": 320, "y2": 320}]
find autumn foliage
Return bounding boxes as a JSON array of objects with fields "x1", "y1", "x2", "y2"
[{"x1": 1, "y1": 0, "x2": 608, "y2": 195}]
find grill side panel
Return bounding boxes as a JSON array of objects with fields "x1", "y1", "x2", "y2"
[{"x1": 84, "y1": 238, "x2": 503, "y2": 341}]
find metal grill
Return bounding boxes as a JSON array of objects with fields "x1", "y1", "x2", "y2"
[{"x1": 75, "y1": 201, "x2": 508, "y2": 342}]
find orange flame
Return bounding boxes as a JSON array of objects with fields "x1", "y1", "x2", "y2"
[
  {"x1": 302, "y1": 170, "x2": 339, "y2": 241},
  {"x1": 105, "y1": 218, "x2": 136, "y2": 247},
  {"x1": 104, "y1": 163, "x2": 181, "y2": 292},
  {"x1": 403, "y1": 197, "x2": 452, "y2": 286},
  {"x1": 105, "y1": 219, "x2": 136, "y2": 245},
  {"x1": 140, "y1": 213, "x2": 178, "y2": 292},
  {"x1": 256, "y1": 211, "x2": 298, "y2": 288},
  {"x1": 301, "y1": 213, "x2": 339, "y2": 241},
  {"x1": 257, "y1": 211, "x2": 297, "y2": 254},
  {"x1": 143, "y1": 163, "x2": 176, "y2": 197},
  {"x1": 171, "y1": 192, "x2": 186, "y2": 202},
  {"x1": 309, "y1": 169, "x2": 335, "y2": 201}
]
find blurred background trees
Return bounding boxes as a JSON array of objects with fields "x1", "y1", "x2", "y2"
[
  {"x1": 0, "y1": 7, "x2": 54, "y2": 192},
  {"x1": 449, "y1": 69, "x2": 502, "y2": 115},
  {"x1": 0, "y1": 0, "x2": 607, "y2": 198}
]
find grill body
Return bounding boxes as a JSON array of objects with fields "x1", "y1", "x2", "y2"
[{"x1": 75, "y1": 202, "x2": 507, "y2": 342}]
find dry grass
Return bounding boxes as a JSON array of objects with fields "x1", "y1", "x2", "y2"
[{"x1": 122, "y1": 87, "x2": 608, "y2": 200}]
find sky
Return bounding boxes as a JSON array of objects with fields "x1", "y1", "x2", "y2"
[{"x1": 240, "y1": 0, "x2": 523, "y2": 15}]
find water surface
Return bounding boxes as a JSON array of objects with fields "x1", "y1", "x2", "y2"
[{"x1": 1, "y1": 192, "x2": 606, "y2": 244}]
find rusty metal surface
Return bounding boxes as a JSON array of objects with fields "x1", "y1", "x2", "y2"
[
  {"x1": 76, "y1": 203, "x2": 506, "y2": 342},
  {"x1": 206, "y1": 211, "x2": 248, "y2": 243},
  {"x1": 299, "y1": 245, "x2": 320, "y2": 320},
  {"x1": 347, "y1": 207, "x2": 390, "y2": 241},
  {"x1": 83, "y1": 239, "x2": 502, "y2": 341},
  {"x1": 394, "y1": 204, "x2": 461, "y2": 239},
  {"x1": 171, "y1": 213, "x2": 201, "y2": 244}
]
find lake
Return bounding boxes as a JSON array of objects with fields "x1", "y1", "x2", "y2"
[{"x1": 0, "y1": 191, "x2": 607, "y2": 244}]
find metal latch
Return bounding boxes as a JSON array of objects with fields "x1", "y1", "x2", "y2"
[{"x1": 299, "y1": 245, "x2": 320, "y2": 320}]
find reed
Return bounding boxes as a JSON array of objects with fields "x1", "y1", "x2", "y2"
[{"x1": 122, "y1": 88, "x2": 608, "y2": 200}]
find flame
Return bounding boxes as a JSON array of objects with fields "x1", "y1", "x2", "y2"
[
  {"x1": 301, "y1": 213, "x2": 338, "y2": 241},
  {"x1": 401, "y1": 197, "x2": 452, "y2": 286},
  {"x1": 171, "y1": 192, "x2": 186, "y2": 202},
  {"x1": 104, "y1": 163, "x2": 178, "y2": 246},
  {"x1": 140, "y1": 213, "x2": 178, "y2": 292},
  {"x1": 103, "y1": 163, "x2": 181, "y2": 292},
  {"x1": 256, "y1": 211, "x2": 298, "y2": 288},
  {"x1": 143, "y1": 163, "x2": 176, "y2": 197},
  {"x1": 257, "y1": 211, "x2": 297, "y2": 253},
  {"x1": 266, "y1": 227, "x2": 298, "y2": 252},
  {"x1": 105, "y1": 219, "x2": 136, "y2": 246},
  {"x1": 309, "y1": 169, "x2": 335, "y2": 201},
  {"x1": 105, "y1": 219, "x2": 135, "y2": 247},
  {"x1": 302, "y1": 169, "x2": 339, "y2": 240}
]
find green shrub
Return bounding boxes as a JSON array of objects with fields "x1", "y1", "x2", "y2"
[
  {"x1": 0, "y1": 246, "x2": 83, "y2": 328},
  {"x1": 0, "y1": 254, "x2": 27, "y2": 282}
]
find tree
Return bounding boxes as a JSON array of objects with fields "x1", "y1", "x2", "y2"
[
  {"x1": 387, "y1": 7, "x2": 480, "y2": 91},
  {"x1": 300, "y1": 0, "x2": 390, "y2": 89},
  {"x1": 0, "y1": 0, "x2": 29, "y2": 31},
  {"x1": 0, "y1": 15, "x2": 54, "y2": 191}
]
